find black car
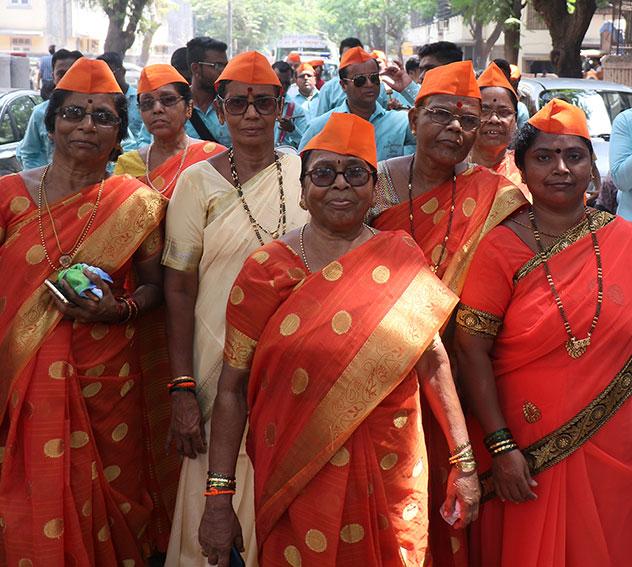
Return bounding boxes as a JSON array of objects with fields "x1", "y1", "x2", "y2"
[{"x1": 0, "y1": 89, "x2": 43, "y2": 176}]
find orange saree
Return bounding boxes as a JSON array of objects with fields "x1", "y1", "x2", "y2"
[
  {"x1": 457, "y1": 211, "x2": 632, "y2": 567},
  {"x1": 0, "y1": 173, "x2": 166, "y2": 565},
  {"x1": 372, "y1": 162, "x2": 526, "y2": 567},
  {"x1": 223, "y1": 231, "x2": 458, "y2": 566},
  {"x1": 489, "y1": 150, "x2": 530, "y2": 200}
]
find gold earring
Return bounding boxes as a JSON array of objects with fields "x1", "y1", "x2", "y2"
[{"x1": 299, "y1": 198, "x2": 307, "y2": 210}]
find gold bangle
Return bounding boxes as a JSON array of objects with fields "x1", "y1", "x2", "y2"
[{"x1": 453, "y1": 460, "x2": 477, "y2": 473}]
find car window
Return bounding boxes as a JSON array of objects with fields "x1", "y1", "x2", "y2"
[
  {"x1": 539, "y1": 88, "x2": 632, "y2": 137},
  {"x1": 9, "y1": 95, "x2": 36, "y2": 139},
  {"x1": 0, "y1": 111, "x2": 15, "y2": 144}
]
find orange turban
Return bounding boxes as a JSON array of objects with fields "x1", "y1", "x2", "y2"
[
  {"x1": 215, "y1": 51, "x2": 281, "y2": 87},
  {"x1": 55, "y1": 58, "x2": 122, "y2": 94},
  {"x1": 339, "y1": 47, "x2": 376, "y2": 70},
  {"x1": 297, "y1": 63, "x2": 315, "y2": 76},
  {"x1": 477, "y1": 62, "x2": 517, "y2": 96},
  {"x1": 528, "y1": 98, "x2": 590, "y2": 139},
  {"x1": 302, "y1": 113, "x2": 377, "y2": 170},
  {"x1": 138, "y1": 64, "x2": 188, "y2": 94},
  {"x1": 416, "y1": 60, "x2": 481, "y2": 104},
  {"x1": 287, "y1": 52, "x2": 301, "y2": 63}
]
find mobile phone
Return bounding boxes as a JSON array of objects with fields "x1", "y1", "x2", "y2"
[
  {"x1": 44, "y1": 279, "x2": 70, "y2": 305},
  {"x1": 230, "y1": 545, "x2": 246, "y2": 567}
]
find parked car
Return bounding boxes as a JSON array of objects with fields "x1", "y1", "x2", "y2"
[
  {"x1": 518, "y1": 77, "x2": 632, "y2": 181},
  {"x1": 123, "y1": 62, "x2": 142, "y2": 88},
  {"x1": 0, "y1": 89, "x2": 42, "y2": 176}
]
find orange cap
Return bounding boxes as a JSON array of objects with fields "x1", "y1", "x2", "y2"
[
  {"x1": 416, "y1": 60, "x2": 481, "y2": 104},
  {"x1": 302, "y1": 113, "x2": 377, "y2": 169},
  {"x1": 297, "y1": 63, "x2": 315, "y2": 76},
  {"x1": 287, "y1": 52, "x2": 301, "y2": 63},
  {"x1": 339, "y1": 47, "x2": 376, "y2": 70},
  {"x1": 308, "y1": 59, "x2": 324, "y2": 68},
  {"x1": 138, "y1": 63, "x2": 188, "y2": 94},
  {"x1": 56, "y1": 58, "x2": 122, "y2": 94},
  {"x1": 528, "y1": 98, "x2": 590, "y2": 139},
  {"x1": 214, "y1": 51, "x2": 281, "y2": 87},
  {"x1": 477, "y1": 62, "x2": 517, "y2": 96}
]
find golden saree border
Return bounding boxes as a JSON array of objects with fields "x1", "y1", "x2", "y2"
[
  {"x1": 513, "y1": 210, "x2": 615, "y2": 283},
  {"x1": 0, "y1": 185, "x2": 166, "y2": 423},
  {"x1": 440, "y1": 176, "x2": 526, "y2": 295},
  {"x1": 224, "y1": 324, "x2": 258, "y2": 370},
  {"x1": 456, "y1": 303, "x2": 502, "y2": 338},
  {"x1": 480, "y1": 354, "x2": 632, "y2": 501},
  {"x1": 256, "y1": 266, "x2": 458, "y2": 541}
]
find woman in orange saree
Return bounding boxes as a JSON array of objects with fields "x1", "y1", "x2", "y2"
[
  {"x1": 0, "y1": 59, "x2": 167, "y2": 565},
  {"x1": 199, "y1": 114, "x2": 481, "y2": 566},
  {"x1": 456, "y1": 99, "x2": 632, "y2": 567},
  {"x1": 370, "y1": 61, "x2": 526, "y2": 567}
]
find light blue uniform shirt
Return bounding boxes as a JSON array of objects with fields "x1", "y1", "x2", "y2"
[
  {"x1": 288, "y1": 89, "x2": 319, "y2": 123},
  {"x1": 125, "y1": 85, "x2": 143, "y2": 141},
  {"x1": 315, "y1": 79, "x2": 419, "y2": 117},
  {"x1": 299, "y1": 101, "x2": 416, "y2": 161},
  {"x1": 608, "y1": 109, "x2": 632, "y2": 220},
  {"x1": 275, "y1": 100, "x2": 306, "y2": 149},
  {"x1": 16, "y1": 100, "x2": 52, "y2": 170},
  {"x1": 517, "y1": 101, "x2": 529, "y2": 130}
]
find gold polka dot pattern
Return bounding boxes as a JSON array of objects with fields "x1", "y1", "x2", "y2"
[
  {"x1": 43, "y1": 438, "x2": 64, "y2": 458},
  {"x1": 48, "y1": 361, "x2": 71, "y2": 380},
  {"x1": 305, "y1": 529, "x2": 327, "y2": 552},
  {"x1": 82, "y1": 382, "x2": 102, "y2": 398},
  {"x1": 433, "y1": 210, "x2": 446, "y2": 225},
  {"x1": 340, "y1": 523, "x2": 365, "y2": 543},
  {"x1": 462, "y1": 197, "x2": 476, "y2": 217},
  {"x1": 230, "y1": 285, "x2": 245, "y2": 305},
  {"x1": 18, "y1": 559, "x2": 33, "y2": 567},
  {"x1": 97, "y1": 524, "x2": 110, "y2": 542},
  {"x1": 70, "y1": 431, "x2": 89, "y2": 449},
  {"x1": 26, "y1": 244, "x2": 45, "y2": 265},
  {"x1": 251, "y1": 250, "x2": 270, "y2": 264},
  {"x1": 77, "y1": 203, "x2": 93, "y2": 218},
  {"x1": 283, "y1": 545, "x2": 302, "y2": 567},
  {"x1": 291, "y1": 368, "x2": 309, "y2": 394},
  {"x1": 393, "y1": 409, "x2": 409, "y2": 429},
  {"x1": 288, "y1": 267, "x2": 306, "y2": 280},
  {"x1": 118, "y1": 363, "x2": 130, "y2": 377},
  {"x1": 421, "y1": 197, "x2": 439, "y2": 214},
  {"x1": 322, "y1": 261, "x2": 343, "y2": 281},
  {"x1": 380, "y1": 453, "x2": 398, "y2": 470},
  {"x1": 331, "y1": 311, "x2": 352, "y2": 335},
  {"x1": 451, "y1": 536, "x2": 461, "y2": 553},
  {"x1": 86, "y1": 364, "x2": 105, "y2": 377},
  {"x1": 372, "y1": 265, "x2": 390, "y2": 284},
  {"x1": 329, "y1": 447, "x2": 350, "y2": 467},
  {"x1": 280, "y1": 313, "x2": 301, "y2": 336},
  {"x1": 120, "y1": 379, "x2": 135, "y2": 397},
  {"x1": 43, "y1": 518, "x2": 64, "y2": 539},
  {"x1": 10, "y1": 196, "x2": 30, "y2": 214},
  {"x1": 82, "y1": 500, "x2": 92, "y2": 517},
  {"x1": 91, "y1": 324, "x2": 109, "y2": 340},
  {"x1": 111, "y1": 423, "x2": 128, "y2": 442},
  {"x1": 104, "y1": 465, "x2": 121, "y2": 482}
]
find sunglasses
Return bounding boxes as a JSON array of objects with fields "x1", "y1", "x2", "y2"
[
  {"x1": 57, "y1": 105, "x2": 121, "y2": 127},
  {"x1": 217, "y1": 95, "x2": 280, "y2": 116},
  {"x1": 418, "y1": 106, "x2": 480, "y2": 132},
  {"x1": 303, "y1": 166, "x2": 372, "y2": 187},
  {"x1": 481, "y1": 106, "x2": 516, "y2": 120},
  {"x1": 138, "y1": 94, "x2": 184, "y2": 112},
  {"x1": 343, "y1": 73, "x2": 380, "y2": 88},
  {"x1": 198, "y1": 61, "x2": 227, "y2": 71}
]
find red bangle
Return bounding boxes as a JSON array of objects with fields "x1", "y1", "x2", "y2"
[{"x1": 204, "y1": 487, "x2": 236, "y2": 497}]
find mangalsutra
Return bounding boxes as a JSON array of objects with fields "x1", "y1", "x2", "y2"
[
  {"x1": 228, "y1": 147, "x2": 286, "y2": 246},
  {"x1": 408, "y1": 156, "x2": 456, "y2": 274},
  {"x1": 37, "y1": 164, "x2": 104, "y2": 270},
  {"x1": 528, "y1": 207, "x2": 603, "y2": 359},
  {"x1": 145, "y1": 137, "x2": 190, "y2": 194}
]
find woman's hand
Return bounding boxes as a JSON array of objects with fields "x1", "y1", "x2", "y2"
[
  {"x1": 166, "y1": 391, "x2": 207, "y2": 459},
  {"x1": 442, "y1": 467, "x2": 480, "y2": 529},
  {"x1": 199, "y1": 497, "x2": 244, "y2": 566},
  {"x1": 49, "y1": 268, "x2": 121, "y2": 324},
  {"x1": 492, "y1": 449, "x2": 538, "y2": 503}
]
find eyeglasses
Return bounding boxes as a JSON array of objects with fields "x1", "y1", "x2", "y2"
[
  {"x1": 217, "y1": 96, "x2": 280, "y2": 116},
  {"x1": 57, "y1": 105, "x2": 121, "y2": 127},
  {"x1": 343, "y1": 73, "x2": 380, "y2": 88},
  {"x1": 198, "y1": 61, "x2": 227, "y2": 71},
  {"x1": 418, "y1": 106, "x2": 480, "y2": 132},
  {"x1": 138, "y1": 94, "x2": 184, "y2": 112},
  {"x1": 303, "y1": 166, "x2": 373, "y2": 187},
  {"x1": 481, "y1": 106, "x2": 516, "y2": 121}
]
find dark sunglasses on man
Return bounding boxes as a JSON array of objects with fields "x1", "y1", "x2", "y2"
[
  {"x1": 217, "y1": 96, "x2": 280, "y2": 116},
  {"x1": 198, "y1": 61, "x2": 228, "y2": 71},
  {"x1": 57, "y1": 105, "x2": 121, "y2": 127},
  {"x1": 343, "y1": 73, "x2": 381, "y2": 88}
]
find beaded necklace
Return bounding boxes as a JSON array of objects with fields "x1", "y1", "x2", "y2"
[{"x1": 144, "y1": 137, "x2": 190, "y2": 194}]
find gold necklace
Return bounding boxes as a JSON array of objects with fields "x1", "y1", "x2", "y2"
[
  {"x1": 37, "y1": 164, "x2": 105, "y2": 270},
  {"x1": 144, "y1": 137, "x2": 190, "y2": 194},
  {"x1": 528, "y1": 207, "x2": 603, "y2": 358}
]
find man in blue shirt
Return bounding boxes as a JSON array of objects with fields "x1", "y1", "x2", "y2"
[
  {"x1": 97, "y1": 52, "x2": 143, "y2": 143},
  {"x1": 608, "y1": 108, "x2": 632, "y2": 220},
  {"x1": 299, "y1": 47, "x2": 416, "y2": 161},
  {"x1": 272, "y1": 61, "x2": 306, "y2": 149},
  {"x1": 17, "y1": 49, "x2": 82, "y2": 170},
  {"x1": 290, "y1": 63, "x2": 319, "y2": 123},
  {"x1": 38, "y1": 45, "x2": 55, "y2": 99}
]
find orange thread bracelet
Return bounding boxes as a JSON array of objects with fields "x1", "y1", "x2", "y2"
[{"x1": 204, "y1": 487, "x2": 236, "y2": 497}]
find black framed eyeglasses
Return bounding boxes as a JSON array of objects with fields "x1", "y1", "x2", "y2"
[
  {"x1": 343, "y1": 73, "x2": 380, "y2": 88},
  {"x1": 217, "y1": 95, "x2": 280, "y2": 116},
  {"x1": 418, "y1": 105, "x2": 480, "y2": 132},
  {"x1": 198, "y1": 61, "x2": 227, "y2": 71},
  {"x1": 480, "y1": 106, "x2": 516, "y2": 121},
  {"x1": 57, "y1": 105, "x2": 121, "y2": 127},
  {"x1": 138, "y1": 94, "x2": 184, "y2": 112},
  {"x1": 303, "y1": 166, "x2": 373, "y2": 187}
]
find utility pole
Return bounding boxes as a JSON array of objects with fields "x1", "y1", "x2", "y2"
[{"x1": 227, "y1": 0, "x2": 233, "y2": 58}]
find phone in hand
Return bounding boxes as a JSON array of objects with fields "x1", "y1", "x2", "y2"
[
  {"x1": 44, "y1": 279, "x2": 70, "y2": 305},
  {"x1": 230, "y1": 545, "x2": 246, "y2": 567}
]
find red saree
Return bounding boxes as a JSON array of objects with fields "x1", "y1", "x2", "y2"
[
  {"x1": 0, "y1": 173, "x2": 166, "y2": 565},
  {"x1": 223, "y1": 231, "x2": 458, "y2": 566},
  {"x1": 373, "y1": 164, "x2": 526, "y2": 567},
  {"x1": 457, "y1": 211, "x2": 632, "y2": 567}
]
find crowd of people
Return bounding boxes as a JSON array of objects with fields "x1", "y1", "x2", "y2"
[{"x1": 0, "y1": 32, "x2": 630, "y2": 567}]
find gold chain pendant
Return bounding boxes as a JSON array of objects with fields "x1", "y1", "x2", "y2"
[{"x1": 566, "y1": 336, "x2": 591, "y2": 359}]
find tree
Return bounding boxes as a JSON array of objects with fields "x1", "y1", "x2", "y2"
[
  {"x1": 503, "y1": 0, "x2": 526, "y2": 64},
  {"x1": 137, "y1": 0, "x2": 172, "y2": 66},
  {"x1": 98, "y1": 0, "x2": 153, "y2": 55},
  {"x1": 532, "y1": 0, "x2": 597, "y2": 77}
]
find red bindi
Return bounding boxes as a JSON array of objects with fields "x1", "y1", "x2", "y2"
[{"x1": 456, "y1": 101, "x2": 463, "y2": 109}]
